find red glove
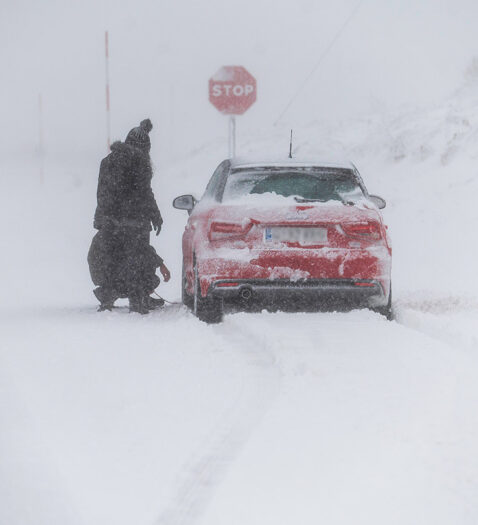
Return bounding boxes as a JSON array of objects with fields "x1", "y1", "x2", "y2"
[{"x1": 159, "y1": 263, "x2": 171, "y2": 282}]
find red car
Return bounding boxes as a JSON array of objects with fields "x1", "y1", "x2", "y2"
[{"x1": 174, "y1": 157, "x2": 392, "y2": 323}]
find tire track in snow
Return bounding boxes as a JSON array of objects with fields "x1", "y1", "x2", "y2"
[
  {"x1": 153, "y1": 316, "x2": 282, "y2": 525},
  {"x1": 155, "y1": 302, "x2": 478, "y2": 525}
]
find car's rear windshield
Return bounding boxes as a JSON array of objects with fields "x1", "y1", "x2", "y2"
[{"x1": 222, "y1": 167, "x2": 363, "y2": 202}]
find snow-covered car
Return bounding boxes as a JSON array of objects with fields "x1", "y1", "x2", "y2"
[{"x1": 173, "y1": 157, "x2": 392, "y2": 323}]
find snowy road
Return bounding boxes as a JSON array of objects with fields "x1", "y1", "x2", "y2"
[
  {"x1": 0, "y1": 303, "x2": 284, "y2": 525},
  {"x1": 2, "y1": 303, "x2": 478, "y2": 525},
  {"x1": 201, "y1": 309, "x2": 478, "y2": 525}
]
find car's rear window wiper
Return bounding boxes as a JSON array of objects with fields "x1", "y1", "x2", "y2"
[
  {"x1": 294, "y1": 197, "x2": 327, "y2": 203},
  {"x1": 294, "y1": 196, "x2": 355, "y2": 205}
]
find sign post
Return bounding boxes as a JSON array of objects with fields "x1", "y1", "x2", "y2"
[
  {"x1": 209, "y1": 66, "x2": 256, "y2": 158},
  {"x1": 228, "y1": 115, "x2": 236, "y2": 158}
]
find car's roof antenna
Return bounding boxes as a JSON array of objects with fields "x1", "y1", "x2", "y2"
[{"x1": 289, "y1": 129, "x2": 293, "y2": 159}]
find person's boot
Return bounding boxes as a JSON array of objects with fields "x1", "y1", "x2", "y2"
[
  {"x1": 97, "y1": 303, "x2": 113, "y2": 312},
  {"x1": 94, "y1": 287, "x2": 117, "y2": 312},
  {"x1": 129, "y1": 294, "x2": 150, "y2": 315},
  {"x1": 144, "y1": 295, "x2": 165, "y2": 309}
]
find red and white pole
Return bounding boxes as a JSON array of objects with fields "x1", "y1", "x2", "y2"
[{"x1": 105, "y1": 30, "x2": 111, "y2": 152}]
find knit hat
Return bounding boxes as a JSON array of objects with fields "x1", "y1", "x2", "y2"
[{"x1": 125, "y1": 119, "x2": 153, "y2": 152}]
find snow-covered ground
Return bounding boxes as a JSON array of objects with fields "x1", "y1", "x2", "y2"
[{"x1": 2, "y1": 74, "x2": 478, "y2": 525}]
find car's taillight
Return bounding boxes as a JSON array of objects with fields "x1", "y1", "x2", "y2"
[
  {"x1": 209, "y1": 221, "x2": 252, "y2": 241},
  {"x1": 342, "y1": 221, "x2": 382, "y2": 240}
]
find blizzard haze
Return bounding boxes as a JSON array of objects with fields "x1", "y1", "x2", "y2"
[
  {"x1": 1, "y1": 0, "x2": 478, "y2": 162},
  {"x1": 2, "y1": 2, "x2": 478, "y2": 525}
]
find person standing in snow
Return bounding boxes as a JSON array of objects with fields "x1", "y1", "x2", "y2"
[{"x1": 88, "y1": 119, "x2": 171, "y2": 313}]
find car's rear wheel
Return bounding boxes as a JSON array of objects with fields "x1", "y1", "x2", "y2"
[
  {"x1": 182, "y1": 262, "x2": 193, "y2": 309},
  {"x1": 372, "y1": 285, "x2": 393, "y2": 320},
  {"x1": 193, "y1": 261, "x2": 223, "y2": 324}
]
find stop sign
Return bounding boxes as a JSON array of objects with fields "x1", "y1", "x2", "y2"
[{"x1": 209, "y1": 66, "x2": 257, "y2": 115}]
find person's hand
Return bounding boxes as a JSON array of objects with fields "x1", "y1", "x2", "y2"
[
  {"x1": 152, "y1": 214, "x2": 163, "y2": 236},
  {"x1": 159, "y1": 263, "x2": 171, "y2": 282}
]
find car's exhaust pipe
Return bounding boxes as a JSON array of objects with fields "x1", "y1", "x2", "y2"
[{"x1": 240, "y1": 288, "x2": 252, "y2": 301}]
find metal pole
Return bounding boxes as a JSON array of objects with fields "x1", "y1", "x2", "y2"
[
  {"x1": 228, "y1": 116, "x2": 232, "y2": 158},
  {"x1": 105, "y1": 30, "x2": 111, "y2": 152},
  {"x1": 228, "y1": 115, "x2": 236, "y2": 158},
  {"x1": 38, "y1": 93, "x2": 44, "y2": 184},
  {"x1": 232, "y1": 115, "x2": 236, "y2": 157}
]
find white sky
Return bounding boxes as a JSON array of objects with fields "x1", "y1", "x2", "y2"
[{"x1": 1, "y1": 0, "x2": 477, "y2": 163}]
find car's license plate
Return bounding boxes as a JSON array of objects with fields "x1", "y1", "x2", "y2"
[{"x1": 265, "y1": 227, "x2": 328, "y2": 245}]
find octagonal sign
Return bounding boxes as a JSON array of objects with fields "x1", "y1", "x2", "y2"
[{"x1": 209, "y1": 66, "x2": 257, "y2": 115}]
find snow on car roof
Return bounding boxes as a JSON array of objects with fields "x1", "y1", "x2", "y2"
[{"x1": 230, "y1": 156, "x2": 355, "y2": 170}]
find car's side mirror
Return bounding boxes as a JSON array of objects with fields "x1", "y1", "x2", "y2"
[
  {"x1": 173, "y1": 194, "x2": 197, "y2": 215},
  {"x1": 369, "y1": 195, "x2": 386, "y2": 209}
]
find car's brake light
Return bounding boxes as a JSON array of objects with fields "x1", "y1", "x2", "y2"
[
  {"x1": 342, "y1": 221, "x2": 382, "y2": 240},
  {"x1": 209, "y1": 221, "x2": 252, "y2": 241}
]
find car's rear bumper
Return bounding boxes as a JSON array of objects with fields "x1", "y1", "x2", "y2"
[
  {"x1": 209, "y1": 278, "x2": 387, "y2": 308},
  {"x1": 195, "y1": 246, "x2": 391, "y2": 306}
]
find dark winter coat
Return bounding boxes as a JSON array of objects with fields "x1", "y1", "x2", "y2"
[
  {"x1": 88, "y1": 228, "x2": 164, "y2": 297},
  {"x1": 93, "y1": 141, "x2": 162, "y2": 231}
]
